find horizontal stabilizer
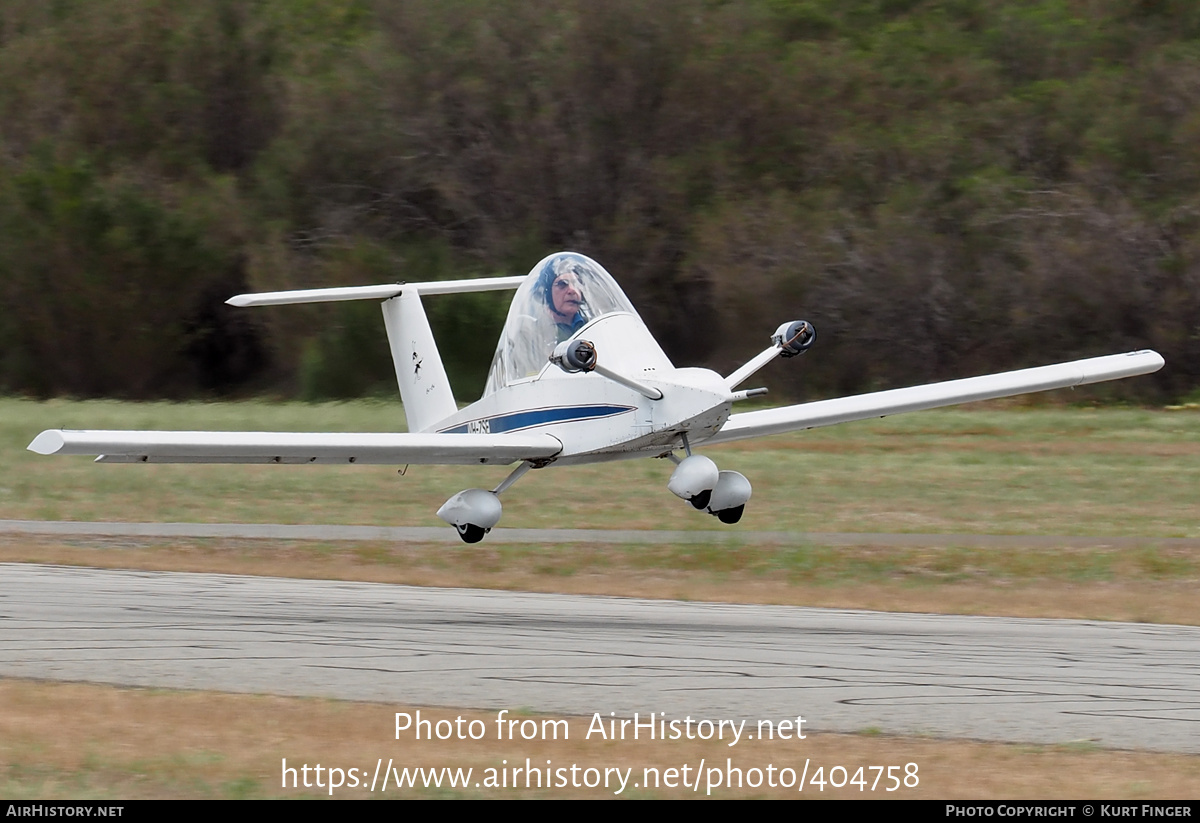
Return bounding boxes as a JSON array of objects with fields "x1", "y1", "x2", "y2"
[
  {"x1": 28, "y1": 430, "x2": 561, "y2": 466},
  {"x1": 227, "y1": 275, "x2": 527, "y2": 307},
  {"x1": 707, "y1": 350, "x2": 1164, "y2": 445}
]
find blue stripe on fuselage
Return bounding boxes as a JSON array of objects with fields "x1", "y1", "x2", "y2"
[{"x1": 439, "y1": 404, "x2": 635, "y2": 434}]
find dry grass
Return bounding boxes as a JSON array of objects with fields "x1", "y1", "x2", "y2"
[
  {"x1": 4, "y1": 533, "x2": 1198, "y2": 625},
  {"x1": 3, "y1": 680, "x2": 1198, "y2": 799},
  {"x1": 5, "y1": 401, "x2": 1200, "y2": 797}
]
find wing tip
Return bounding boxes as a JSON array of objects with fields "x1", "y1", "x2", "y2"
[
  {"x1": 1140, "y1": 349, "x2": 1166, "y2": 373},
  {"x1": 28, "y1": 430, "x2": 66, "y2": 455}
]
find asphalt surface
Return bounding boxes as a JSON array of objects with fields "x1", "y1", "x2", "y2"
[{"x1": 3, "y1": 562, "x2": 1199, "y2": 753}]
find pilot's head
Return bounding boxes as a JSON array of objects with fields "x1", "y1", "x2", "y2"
[{"x1": 540, "y1": 256, "x2": 588, "y2": 325}]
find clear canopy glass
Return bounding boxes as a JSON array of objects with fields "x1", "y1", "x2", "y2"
[{"x1": 483, "y1": 252, "x2": 639, "y2": 394}]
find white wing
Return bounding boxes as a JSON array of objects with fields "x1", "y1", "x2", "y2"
[
  {"x1": 28, "y1": 430, "x2": 561, "y2": 465},
  {"x1": 706, "y1": 350, "x2": 1164, "y2": 445}
]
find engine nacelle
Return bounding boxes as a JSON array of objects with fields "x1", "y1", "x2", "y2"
[
  {"x1": 772, "y1": 320, "x2": 815, "y2": 358},
  {"x1": 437, "y1": 488, "x2": 502, "y2": 543},
  {"x1": 668, "y1": 454, "x2": 719, "y2": 510},
  {"x1": 705, "y1": 470, "x2": 752, "y2": 524},
  {"x1": 550, "y1": 339, "x2": 597, "y2": 373}
]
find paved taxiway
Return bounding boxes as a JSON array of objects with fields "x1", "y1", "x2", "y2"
[{"x1": 3, "y1": 562, "x2": 1198, "y2": 753}]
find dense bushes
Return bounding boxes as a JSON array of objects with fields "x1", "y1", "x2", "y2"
[{"x1": 1, "y1": 0, "x2": 1197, "y2": 401}]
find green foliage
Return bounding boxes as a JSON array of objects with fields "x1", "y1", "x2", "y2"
[
  {"x1": 1, "y1": 0, "x2": 1199, "y2": 400},
  {"x1": 294, "y1": 238, "x2": 509, "y2": 400},
  {"x1": 297, "y1": 302, "x2": 393, "y2": 400},
  {"x1": 0, "y1": 150, "x2": 262, "y2": 396}
]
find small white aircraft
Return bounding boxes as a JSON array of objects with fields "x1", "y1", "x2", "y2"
[{"x1": 30, "y1": 252, "x2": 1165, "y2": 542}]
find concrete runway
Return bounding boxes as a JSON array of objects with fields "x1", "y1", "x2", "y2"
[{"x1": 3, "y1": 562, "x2": 1199, "y2": 753}]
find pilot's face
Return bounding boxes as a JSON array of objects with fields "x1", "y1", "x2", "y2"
[{"x1": 550, "y1": 272, "x2": 583, "y2": 321}]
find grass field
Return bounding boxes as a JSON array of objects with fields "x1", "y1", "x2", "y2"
[
  {"x1": 4, "y1": 397, "x2": 1200, "y2": 621},
  {"x1": 5, "y1": 680, "x2": 1199, "y2": 799},
  {"x1": 5, "y1": 398, "x2": 1199, "y2": 536},
  {"x1": 3, "y1": 397, "x2": 1199, "y2": 798}
]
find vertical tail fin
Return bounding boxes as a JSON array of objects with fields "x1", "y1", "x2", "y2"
[
  {"x1": 381, "y1": 291, "x2": 457, "y2": 432},
  {"x1": 227, "y1": 274, "x2": 526, "y2": 433}
]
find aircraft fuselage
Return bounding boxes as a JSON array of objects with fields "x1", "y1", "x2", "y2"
[{"x1": 433, "y1": 312, "x2": 732, "y2": 465}]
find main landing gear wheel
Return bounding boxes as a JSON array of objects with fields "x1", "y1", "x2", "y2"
[
  {"x1": 439, "y1": 488, "x2": 504, "y2": 543},
  {"x1": 716, "y1": 505, "x2": 744, "y2": 524},
  {"x1": 457, "y1": 524, "x2": 487, "y2": 544}
]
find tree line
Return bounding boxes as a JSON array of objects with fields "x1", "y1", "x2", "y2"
[{"x1": 1, "y1": 0, "x2": 1198, "y2": 402}]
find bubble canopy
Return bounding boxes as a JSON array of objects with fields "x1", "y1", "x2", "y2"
[{"x1": 483, "y1": 253, "x2": 640, "y2": 394}]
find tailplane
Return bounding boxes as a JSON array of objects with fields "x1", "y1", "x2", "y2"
[{"x1": 228, "y1": 275, "x2": 525, "y2": 432}]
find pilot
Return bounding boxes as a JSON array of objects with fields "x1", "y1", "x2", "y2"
[{"x1": 539, "y1": 256, "x2": 590, "y2": 341}]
